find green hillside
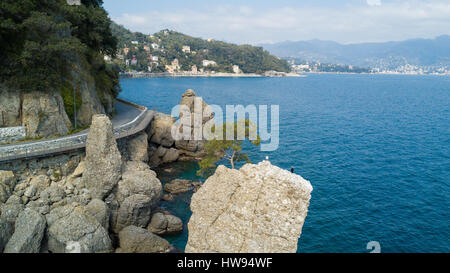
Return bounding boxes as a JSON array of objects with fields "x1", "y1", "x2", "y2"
[
  {"x1": 0, "y1": 0, "x2": 120, "y2": 115},
  {"x1": 110, "y1": 24, "x2": 291, "y2": 74}
]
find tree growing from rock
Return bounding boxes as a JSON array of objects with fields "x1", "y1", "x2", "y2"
[{"x1": 197, "y1": 119, "x2": 260, "y2": 177}]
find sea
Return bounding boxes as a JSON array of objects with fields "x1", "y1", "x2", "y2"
[{"x1": 118, "y1": 74, "x2": 450, "y2": 253}]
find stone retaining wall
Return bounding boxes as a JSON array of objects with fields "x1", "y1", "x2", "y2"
[
  {"x1": 0, "y1": 127, "x2": 26, "y2": 144},
  {"x1": 0, "y1": 102, "x2": 153, "y2": 164}
]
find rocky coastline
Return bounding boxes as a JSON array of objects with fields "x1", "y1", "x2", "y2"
[{"x1": 0, "y1": 89, "x2": 313, "y2": 253}]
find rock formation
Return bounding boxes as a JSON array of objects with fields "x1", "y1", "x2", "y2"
[
  {"x1": 116, "y1": 225, "x2": 171, "y2": 253},
  {"x1": 46, "y1": 203, "x2": 112, "y2": 253},
  {"x1": 126, "y1": 132, "x2": 149, "y2": 162},
  {"x1": 185, "y1": 161, "x2": 313, "y2": 253},
  {"x1": 0, "y1": 109, "x2": 175, "y2": 253},
  {"x1": 4, "y1": 208, "x2": 46, "y2": 253},
  {"x1": 146, "y1": 89, "x2": 214, "y2": 168},
  {"x1": 0, "y1": 171, "x2": 16, "y2": 203},
  {"x1": 83, "y1": 114, "x2": 122, "y2": 200},
  {"x1": 148, "y1": 212, "x2": 183, "y2": 235},
  {"x1": 175, "y1": 89, "x2": 214, "y2": 159}
]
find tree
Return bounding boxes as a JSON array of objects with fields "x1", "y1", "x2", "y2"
[{"x1": 197, "y1": 119, "x2": 261, "y2": 177}]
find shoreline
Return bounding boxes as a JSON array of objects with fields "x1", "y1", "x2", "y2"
[{"x1": 119, "y1": 72, "x2": 305, "y2": 79}]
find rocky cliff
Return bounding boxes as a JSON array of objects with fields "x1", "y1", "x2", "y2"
[
  {"x1": 0, "y1": 81, "x2": 114, "y2": 139},
  {"x1": 185, "y1": 161, "x2": 313, "y2": 253},
  {"x1": 147, "y1": 89, "x2": 213, "y2": 167}
]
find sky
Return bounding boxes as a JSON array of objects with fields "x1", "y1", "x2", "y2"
[{"x1": 103, "y1": 0, "x2": 450, "y2": 45}]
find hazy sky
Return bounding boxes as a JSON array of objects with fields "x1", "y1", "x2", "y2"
[{"x1": 104, "y1": 0, "x2": 450, "y2": 45}]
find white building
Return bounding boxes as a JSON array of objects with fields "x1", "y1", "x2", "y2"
[
  {"x1": 182, "y1": 46, "x2": 191, "y2": 53},
  {"x1": 202, "y1": 60, "x2": 217, "y2": 67},
  {"x1": 66, "y1": 0, "x2": 80, "y2": 5},
  {"x1": 151, "y1": 43, "x2": 160, "y2": 49},
  {"x1": 131, "y1": 41, "x2": 139, "y2": 45},
  {"x1": 232, "y1": 65, "x2": 241, "y2": 74},
  {"x1": 151, "y1": 56, "x2": 159, "y2": 62}
]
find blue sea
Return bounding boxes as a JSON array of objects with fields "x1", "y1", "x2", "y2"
[{"x1": 119, "y1": 74, "x2": 450, "y2": 253}]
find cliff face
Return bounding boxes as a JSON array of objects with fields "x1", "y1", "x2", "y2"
[
  {"x1": 0, "y1": 77, "x2": 114, "y2": 138},
  {"x1": 186, "y1": 161, "x2": 313, "y2": 253}
]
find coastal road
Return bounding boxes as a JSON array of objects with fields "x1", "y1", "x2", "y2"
[{"x1": 0, "y1": 99, "x2": 152, "y2": 163}]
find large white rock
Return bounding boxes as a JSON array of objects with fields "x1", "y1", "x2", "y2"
[{"x1": 185, "y1": 161, "x2": 313, "y2": 253}]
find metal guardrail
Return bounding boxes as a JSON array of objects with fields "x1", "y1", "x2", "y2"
[{"x1": 0, "y1": 102, "x2": 155, "y2": 163}]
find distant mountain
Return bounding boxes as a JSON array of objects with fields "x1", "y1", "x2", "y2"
[
  {"x1": 111, "y1": 23, "x2": 291, "y2": 74},
  {"x1": 260, "y1": 36, "x2": 450, "y2": 71}
]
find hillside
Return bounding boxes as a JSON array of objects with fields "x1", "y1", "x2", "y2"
[
  {"x1": 0, "y1": 0, "x2": 120, "y2": 138},
  {"x1": 110, "y1": 23, "x2": 291, "y2": 74},
  {"x1": 261, "y1": 36, "x2": 450, "y2": 73}
]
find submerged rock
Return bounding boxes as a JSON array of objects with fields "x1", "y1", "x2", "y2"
[
  {"x1": 185, "y1": 161, "x2": 313, "y2": 253},
  {"x1": 148, "y1": 212, "x2": 183, "y2": 235},
  {"x1": 164, "y1": 179, "x2": 192, "y2": 195}
]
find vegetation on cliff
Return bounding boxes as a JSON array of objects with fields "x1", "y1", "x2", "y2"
[
  {"x1": 110, "y1": 24, "x2": 292, "y2": 74},
  {"x1": 0, "y1": 0, "x2": 120, "y2": 125}
]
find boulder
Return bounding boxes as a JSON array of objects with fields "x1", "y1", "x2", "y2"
[
  {"x1": 0, "y1": 196, "x2": 24, "y2": 225},
  {"x1": 83, "y1": 115, "x2": 122, "y2": 200},
  {"x1": 4, "y1": 208, "x2": 46, "y2": 253},
  {"x1": 0, "y1": 171, "x2": 16, "y2": 203},
  {"x1": 173, "y1": 89, "x2": 214, "y2": 157},
  {"x1": 114, "y1": 194, "x2": 153, "y2": 233},
  {"x1": 127, "y1": 132, "x2": 148, "y2": 162},
  {"x1": 0, "y1": 217, "x2": 14, "y2": 252},
  {"x1": 116, "y1": 225, "x2": 171, "y2": 253},
  {"x1": 148, "y1": 212, "x2": 183, "y2": 235},
  {"x1": 164, "y1": 179, "x2": 192, "y2": 195},
  {"x1": 29, "y1": 175, "x2": 50, "y2": 195},
  {"x1": 71, "y1": 161, "x2": 85, "y2": 178},
  {"x1": 39, "y1": 186, "x2": 66, "y2": 205},
  {"x1": 86, "y1": 199, "x2": 109, "y2": 231},
  {"x1": 185, "y1": 161, "x2": 313, "y2": 253},
  {"x1": 116, "y1": 168, "x2": 162, "y2": 205},
  {"x1": 162, "y1": 148, "x2": 180, "y2": 164},
  {"x1": 147, "y1": 113, "x2": 176, "y2": 148},
  {"x1": 122, "y1": 160, "x2": 151, "y2": 172},
  {"x1": 46, "y1": 203, "x2": 112, "y2": 253}
]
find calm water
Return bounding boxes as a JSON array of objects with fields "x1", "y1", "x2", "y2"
[{"x1": 119, "y1": 74, "x2": 450, "y2": 253}]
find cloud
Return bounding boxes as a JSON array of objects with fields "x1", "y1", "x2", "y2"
[
  {"x1": 112, "y1": 0, "x2": 450, "y2": 44},
  {"x1": 367, "y1": 0, "x2": 382, "y2": 6}
]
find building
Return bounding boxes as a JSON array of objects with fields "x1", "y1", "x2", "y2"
[
  {"x1": 131, "y1": 56, "x2": 137, "y2": 66},
  {"x1": 191, "y1": 65, "x2": 198, "y2": 73},
  {"x1": 131, "y1": 41, "x2": 139, "y2": 45},
  {"x1": 152, "y1": 56, "x2": 159, "y2": 62},
  {"x1": 66, "y1": 0, "x2": 80, "y2": 5},
  {"x1": 151, "y1": 43, "x2": 159, "y2": 50},
  {"x1": 143, "y1": 45, "x2": 151, "y2": 52},
  {"x1": 125, "y1": 59, "x2": 130, "y2": 66},
  {"x1": 232, "y1": 65, "x2": 241, "y2": 74},
  {"x1": 182, "y1": 46, "x2": 191, "y2": 53},
  {"x1": 104, "y1": 55, "x2": 112, "y2": 62},
  {"x1": 165, "y1": 58, "x2": 181, "y2": 73},
  {"x1": 202, "y1": 60, "x2": 217, "y2": 67},
  {"x1": 123, "y1": 48, "x2": 130, "y2": 55}
]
